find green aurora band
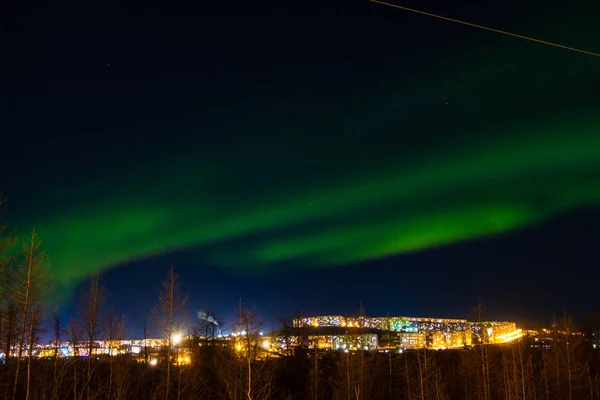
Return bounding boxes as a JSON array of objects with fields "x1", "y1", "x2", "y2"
[
  {"x1": 8, "y1": 13, "x2": 600, "y2": 287},
  {"x1": 23, "y1": 122, "x2": 600, "y2": 285}
]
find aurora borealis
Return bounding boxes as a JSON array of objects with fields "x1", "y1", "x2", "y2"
[
  {"x1": 4, "y1": 0, "x2": 600, "y2": 320},
  {"x1": 9, "y1": 112, "x2": 600, "y2": 287}
]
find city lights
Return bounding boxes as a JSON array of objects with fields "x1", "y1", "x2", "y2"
[
  {"x1": 494, "y1": 329, "x2": 524, "y2": 343},
  {"x1": 293, "y1": 315, "x2": 521, "y2": 350},
  {"x1": 9, "y1": 314, "x2": 532, "y2": 362},
  {"x1": 177, "y1": 356, "x2": 191, "y2": 365},
  {"x1": 172, "y1": 332, "x2": 183, "y2": 345}
]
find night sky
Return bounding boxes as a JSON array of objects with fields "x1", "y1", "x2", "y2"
[{"x1": 3, "y1": 0, "x2": 600, "y2": 335}]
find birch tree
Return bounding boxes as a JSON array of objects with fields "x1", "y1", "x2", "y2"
[
  {"x1": 151, "y1": 265, "x2": 187, "y2": 400},
  {"x1": 9, "y1": 228, "x2": 51, "y2": 400},
  {"x1": 76, "y1": 272, "x2": 106, "y2": 400}
]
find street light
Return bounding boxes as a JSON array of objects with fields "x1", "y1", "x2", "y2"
[{"x1": 172, "y1": 332, "x2": 182, "y2": 345}]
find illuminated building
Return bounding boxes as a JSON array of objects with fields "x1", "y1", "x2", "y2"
[{"x1": 292, "y1": 315, "x2": 522, "y2": 350}]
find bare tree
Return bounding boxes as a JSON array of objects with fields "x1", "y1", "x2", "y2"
[
  {"x1": 473, "y1": 299, "x2": 491, "y2": 400},
  {"x1": 333, "y1": 348, "x2": 378, "y2": 400},
  {"x1": 9, "y1": 228, "x2": 51, "y2": 400},
  {"x1": 49, "y1": 313, "x2": 75, "y2": 400},
  {"x1": 104, "y1": 306, "x2": 125, "y2": 399},
  {"x1": 217, "y1": 302, "x2": 276, "y2": 400},
  {"x1": 276, "y1": 317, "x2": 295, "y2": 358},
  {"x1": 1, "y1": 303, "x2": 17, "y2": 360},
  {"x1": 310, "y1": 335, "x2": 319, "y2": 400},
  {"x1": 0, "y1": 198, "x2": 14, "y2": 400},
  {"x1": 52, "y1": 313, "x2": 63, "y2": 400},
  {"x1": 151, "y1": 265, "x2": 187, "y2": 400},
  {"x1": 557, "y1": 311, "x2": 591, "y2": 400},
  {"x1": 411, "y1": 348, "x2": 449, "y2": 400},
  {"x1": 503, "y1": 339, "x2": 535, "y2": 400},
  {"x1": 76, "y1": 272, "x2": 106, "y2": 400},
  {"x1": 111, "y1": 358, "x2": 132, "y2": 400},
  {"x1": 66, "y1": 316, "x2": 84, "y2": 399},
  {"x1": 143, "y1": 317, "x2": 149, "y2": 363}
]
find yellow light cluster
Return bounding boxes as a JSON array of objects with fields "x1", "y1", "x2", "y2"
[
  {"x1": 38, "y1": 349, "x2": 56, "y2": 358},
  {"x1": 493, "y1": 329, "x2": 524, "y2": 344},
  {"x1": 177, "y1": 356, "x2": 191, "y2": 365}
]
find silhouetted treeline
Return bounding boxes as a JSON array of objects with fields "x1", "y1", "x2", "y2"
[{"x1": 0, "y1": 333, "x2": 599, "y2": 400}]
